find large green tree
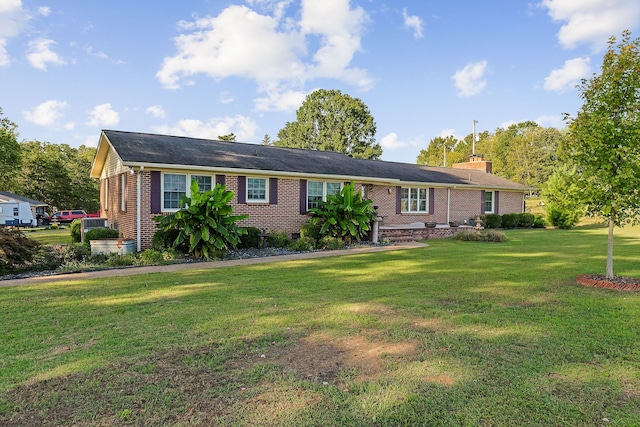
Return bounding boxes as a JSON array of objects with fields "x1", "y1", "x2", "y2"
[
  {"x1": 564, "y1": 30, "x2": 640, "y2": 279},
  {"x1": 0, "y1": 108, "x2": 21, "y2": 191},
  {"x1": 275, "y1": 89, "x2": 381, "y2": 159}
]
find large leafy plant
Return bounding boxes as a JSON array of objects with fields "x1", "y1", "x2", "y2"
[
  {"x1": 308, "y1": 182, "x2": 376, "y2": 244},
  {"x1": 154, "y1": 181, "x2": 248, "y2": 259}
]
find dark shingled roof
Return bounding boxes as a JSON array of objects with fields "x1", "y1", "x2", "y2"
[
  {"x1": 0, "y1": 191, "x2": 47, "y2": 206},
  {"x1": 102, "y1": 130, "x2": 528, "y2": 189}
]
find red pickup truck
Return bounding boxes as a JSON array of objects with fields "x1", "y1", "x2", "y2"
[{"x1": 48, "y1": 210, "x2": 101, "y2": 224}]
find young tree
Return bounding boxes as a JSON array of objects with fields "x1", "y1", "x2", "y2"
[
  {"x1": 275, "y1": 89, "x2": 381, "y2": 159},
  {"x1": 416, "y1": 135, "x2": 459, "y2": 166},
  {"x1": 0, "y1": 108, "x2": 21, "y2": 191},
  {"x1": 564, "y1": 30, "x2": 640, "y2": 279}
]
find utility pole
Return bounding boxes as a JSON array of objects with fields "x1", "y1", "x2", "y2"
[
  {"x1": 443, "y1": 144, "x2": 447, "y2": 167},
  {"x1": 472, "y1": 119, "x2": 478, "y2": 155}
]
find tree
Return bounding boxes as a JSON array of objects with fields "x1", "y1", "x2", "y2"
[
  {"x1": 416, "y1": 135, "x2": 459, "y2": 166},
  {"x1": 0, "y1": 108, "x2": 21, "y2": 191},
  {"x1": 542, "y1": 166, "x2": 585, "y2": 229},
  {"x1": 261, "y1": 134, "x2": 271, "y2": 146},
  {"x1": 564, "y1": 30, "x2": 640, "y2": 279},
  {"x1": 218, "y1": 133, "x2": 236, "y2": 142},
  {"x1": 274, "y1": 89, "x2": 381, "y2": 159}
]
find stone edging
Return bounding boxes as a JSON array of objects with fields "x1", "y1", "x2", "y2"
[{"x1": 576, "y1": 274, "x2": 640, "y2": 291}]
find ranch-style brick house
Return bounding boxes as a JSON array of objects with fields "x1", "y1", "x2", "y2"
[{"x1": 90, "y1": 130, "x2": 531, "y2": 251}]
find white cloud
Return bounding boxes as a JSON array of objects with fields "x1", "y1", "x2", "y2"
[
  {"x1": 380, "y1": 133, "x2": 408, "y2": 150},
  {"x1": 157, "y1": 0, "x2": 372, "y2": 111},
  {"x1": 83, "y1": 135, "x2": 99, "y2": 148},
  {"x1": 540, "y1": 0, "x2": 640, "y2": 50},
  {"x1": 27, "y1": 38, "x2": 66, "y2": 70},
  {"x1": 253, "y1": 86, "x2": 306, "y2": 112},
  {"x1": 87, "y1": 103, "x2": 120, "y2": 127},
  {"x1": 0, "y1": 0, "x2": 31, "y2": 66},
  {"x1": 452, "y1": 60, "x2": 488, "y2": 97},
  {"x1": 439, "y1": 128, "x2": 458, "y2": 139},
  {"x1": 499, "y1": 120, "x2": 517, "y2": 129},
  {"x1": 402, "y1": 8, "x2": 424, "y2": 39},
  {"x1": 219, "y1": 91, "x2": 235, "y2": 104},
  {"x1": 84, "y1": 45, "x2": 108, "y2": 59},
  {"x1": 23, "y1": 100, "x2": 68, "y2": 126},
  {"x1": 535, "y1": 115, "x2": 565, "y2": 128},
  {"x1": 38, "y1": 6, "x2": 51, "y2": 16},
  {"x1": 146, "y1": 104, "x2": 166, "y2": 118},
  {"x1": 544, "y1": 56, "x2": 590, "y2": 92},
  {"x1": 153, "y1": 115, "x2": 259, "y2": 142}
]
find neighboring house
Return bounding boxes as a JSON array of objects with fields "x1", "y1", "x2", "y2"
[{"x1": 90, "y1": 130, "x2": 531, "y2": 251}]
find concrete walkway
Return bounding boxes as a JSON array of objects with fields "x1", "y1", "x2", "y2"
[{"x1": 0, "y1": 242, "x2": 427, "y2": 287}]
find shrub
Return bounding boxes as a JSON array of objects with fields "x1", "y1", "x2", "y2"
[
  {"x1": 318, "y1": 236, "x2": 345, "y2": 250},
  {"x1": 49, "y1": 223, "x2": 59, "y2": 230},
  {"x1": 300, "y1": 221, "x2": 322, "y2": 241},
  {"x1": 482, "y1": 214, "x2": 502, "y2": 229},
  {"x1": 0, "y1": 229, "x2": 41, "y2": 274},
  {"x1": 517, "y1": 213, "x2": 535, "y2": 228},
  {"x1": 267, "y1": 231, "x2": 291, "y2": 248},
  {"x1": 289, "y1": 236, "x2": 316, "y2": 252},
  {"x1": 70, "y1": 219, "x2": 82, "y2": 243},
  {"x1": 547, "y1": 207, "x2": 580, "y2": 229},
  {"x1": 154, "y1": 182, "x2": 248, "y2": 259},
  {"x1": 238, "y1": 227, "x2": 262, "y2": 249},
  {"x1": 532, "y1": 215, "x2": 546, "y2": 228},
  {"x1": 34, "y1": 243, "x2": 89, "y2": 271},
  {"x1": 310, "y1": 182, "x2": 376, "y2": 244},
  {"x1": 501, "y1": 213, "x2": 520, "y2": 229},
  {"x1": 138, "y1": 249, "x2": 166, "y2": 265},
  {"x1": 152, "y1": 228, "x2": 184, "y2": 252},
  {"x1": 105, "y1": 253, "x2": 136, "y2": 267},
  {"x1": 453, "y1": 229, "x2": 507, "y2": 242},
  {"x1": 85, "y1": 227, "x2": 120, "y2": 240},
  {"x1": 542, "y1": 166, "x2": 584, "y2": 229}
]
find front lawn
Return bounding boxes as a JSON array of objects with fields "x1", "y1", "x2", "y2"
[
  {"x1": 2, "y1": 225, "x2": 640, "y2": 426},
  {"x1": 20, "y1": 227, "x2": 71, "y2": 245}
]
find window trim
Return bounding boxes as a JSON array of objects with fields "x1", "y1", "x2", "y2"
[
  {"x1": 400, "y1": 186, "x2": 430, "y2": 213},
  {"x1": 484, "y1": 190, "x2": 494, "y2": 214},
  {"x1": 246, "y1": 176, "x2": 269, "y2": 204},
  {"x1": 120, "y1": 173, "x2": 127, "y2": 212},
  {"x1": 306, "y1": 181, "x2": 343, "y2": 211},
  {"x1": 161, "y1": 172, "x2": 215, "y2": 212}
]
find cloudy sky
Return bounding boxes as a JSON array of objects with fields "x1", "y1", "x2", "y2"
[{"x1": 1, "y1": 0, "x2": 639, "y2": 163}]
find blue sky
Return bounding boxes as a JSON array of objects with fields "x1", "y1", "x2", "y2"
[{"x1": 1, "y1": 0, "x2": 639, "y2": 163}]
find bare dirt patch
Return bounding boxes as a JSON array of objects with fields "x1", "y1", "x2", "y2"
[{"x1": 1, "y1": 332, "x2": 418, "y2": 426}]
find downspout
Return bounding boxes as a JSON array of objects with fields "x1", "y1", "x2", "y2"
[
  {"x1": 447, "y1": 188, "x2": 451, "y2": 224},
  {"x1": 136, "y1": 166, "x2": 144, "y2": 252}
]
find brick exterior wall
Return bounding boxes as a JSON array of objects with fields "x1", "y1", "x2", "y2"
[{"x1": 100, "y1": 166, "x2": 526, "y2": 250}]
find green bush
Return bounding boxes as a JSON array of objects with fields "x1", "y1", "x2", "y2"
[
  {"x1": 105, "y1": 253, "x2": 136, "y2": 267},
  {"x1": 138, "y1": 249, "x2": 166, "y2": 265},
  {"x1": 34, "y1": 243, "x2": 89, "y2": 271},
  {"x1": 453, "y1": 230, "x2": 507, "y2": 242},
  {"x1": 300, "y1": 221, "x2": 322, "y2": 241},
  {"x1": 70, "y1": 219, "x2": 82, "y2": 243},
  {"x1": 289, "y1": 236, "x2": 316, "y2": 252},
  {"x1": 532, "y1": 215, "x2": 546, "y2": 228},
  {"x1": 318, "y1": 236, "x2": 345, "y2": 250},
  {"x1": 517, "y1": 213, "x2": 535, "y2": 228},
  {"x1": 547, "y1": 207, "x2": 580, "y2": 229},
  {"x1": 501, "y1": 213, "x2": 520, "y2": 229},
  {"x1": 267, "y1": 231, "x2": 292, "y2": 248},
  {"x1": 238, "y1": 227, "x2": 262, "y2": 249},
  {"x1": 85, "y1": 227, "x2": 120, "y2": 241},
  {"x1": 482, "y1": 214, "x2": 502, "y2": 229},
  {"x1": 154, "y1": 182, "x2": 248, "y2": 259},
  {"x1": 152, "y1": 228, "x2": 184, "y2": 252},
  {"x1": 542, "y1": 166, "x2": 584, "y2": 230}
]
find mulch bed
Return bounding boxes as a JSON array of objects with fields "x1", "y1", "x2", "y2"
[{"x1": 577, "y1": 274, "x2": 640, "y2": 291}]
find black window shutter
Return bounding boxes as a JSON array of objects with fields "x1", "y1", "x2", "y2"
[
  {"x1": 237, "y1": 176, "x2": 246, "y2": 204},
  {"x1": 216, "y1": 174, "x2": 226, "y2": 186},
  {"x1": 429, "y1": 188, "x2": 435, "y2": 215},
  {"x1": 151, "y1": 171, "x2": 161, "y2": 214},
  {"x1": 480, "y1": 190, "x2": 485, "y2": 214},
  {"x1": 495, "y1": 191, "x2": 500, "y2": 214},
  {"x1": 269, "y1": 178, "x2": 278, "y2": 205},
  {"x1": 299, "y1": 179, "x2": 307, "y2": 214},
  {"x1": 396, "y1": 186, "x2": 402, "y2": 214}
]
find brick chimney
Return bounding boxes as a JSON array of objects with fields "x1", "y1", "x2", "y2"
[{"x1": 452, "y1": 154, "x2": 492, "y2": 174}]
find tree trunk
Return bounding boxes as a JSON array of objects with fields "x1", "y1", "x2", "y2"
[{"x1": 606, "y1": 218, "x2": 614, "y2": 279}]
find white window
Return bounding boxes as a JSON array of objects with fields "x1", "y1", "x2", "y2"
[
  {"x1": 163, "y1": 173, "x2": 187, "y2": 210},
  {"x1": 484, "y1": 191, "x2": 494, "y2": 214},
  {"x1": 307, "y1": 181, "x2": 343, "y2": 210},
  {"x1": 247, "y1": 177, "x2": 268, "y2": 202},
  {"x1": 192, "y1": 175, "x2": 212, "y2": 193},
  {"x1": 401, "y1": 187, "x2": 429, "y2": 213}
]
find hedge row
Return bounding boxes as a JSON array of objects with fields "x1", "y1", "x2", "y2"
[{"x1": 481, "y1": 213, "x2": 545, "y2": 229}]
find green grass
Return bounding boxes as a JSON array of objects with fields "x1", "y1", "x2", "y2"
[
  {"x1": 2, "y1": 224, "x2": 640, "y2": 426},
  {"x1": 21, "y1": 227, "x2": 71, "y2": 245}
]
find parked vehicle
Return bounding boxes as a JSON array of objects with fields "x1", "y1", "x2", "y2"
[
  {"x1": 51, "y1": 210, "x2": 88, "y2": 223},
  {"x1": 0, "y1": 199, "x2": 36, "y2": 227}
]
